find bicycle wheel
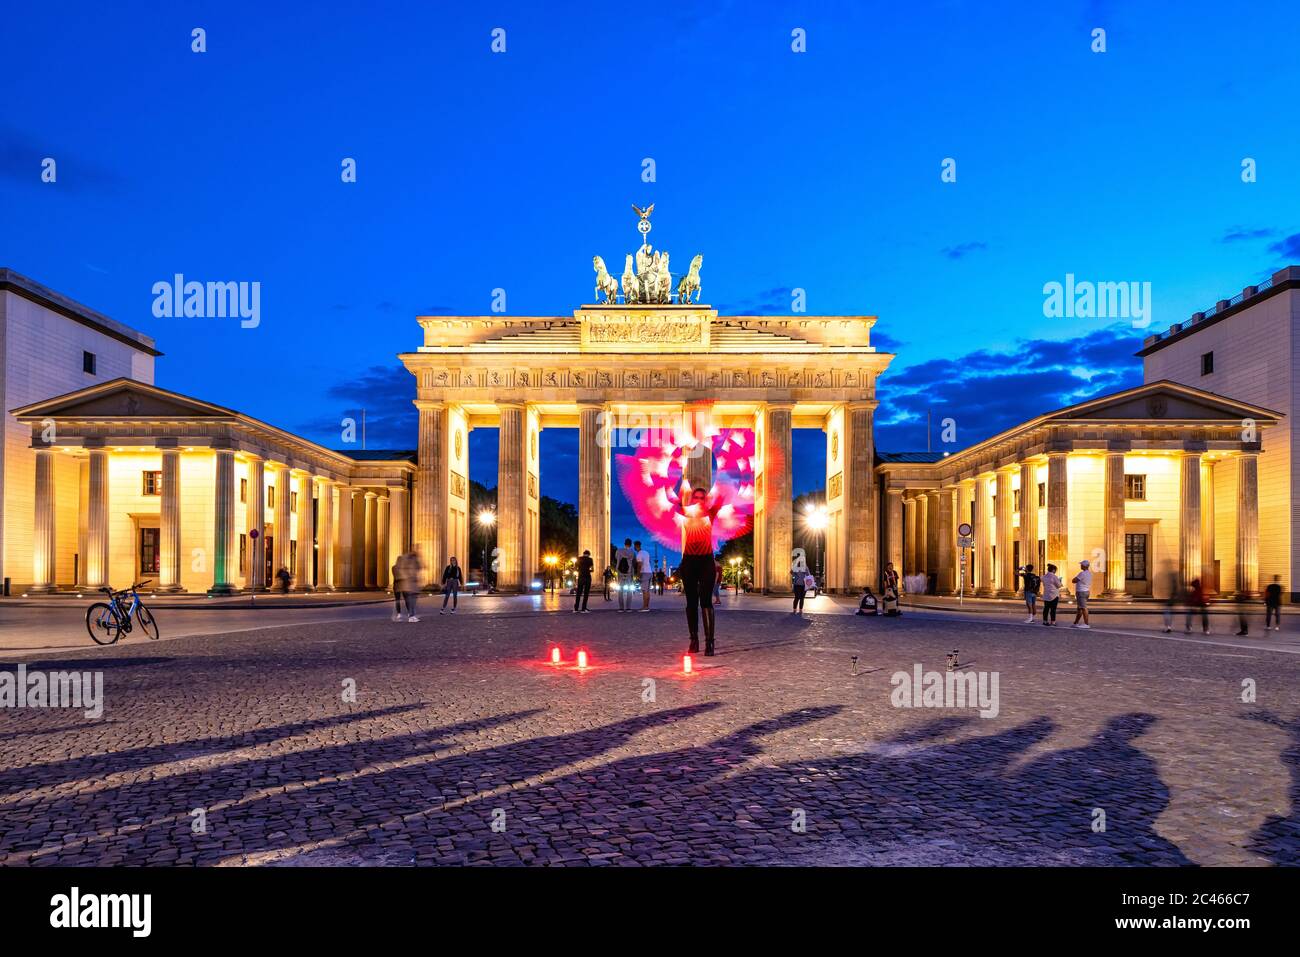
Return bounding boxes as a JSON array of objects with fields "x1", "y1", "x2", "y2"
[
  {"x1": 86, "y1": 603, "x2": 123, "y2": 645},
  {"x1": 136, "y1": 604, "x2": 160, "y2": 640}
]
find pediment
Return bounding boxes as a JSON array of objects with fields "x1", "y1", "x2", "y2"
[
  {"x1": 1059, "y1": 382, "x2": 1278, "y2": 423},
  {"x1": 13, "y1": 380, "x2": 232, "y2": 420}
]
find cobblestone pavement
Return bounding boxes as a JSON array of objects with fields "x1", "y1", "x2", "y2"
[{"x1": 1, "y1": 601, "x2": 1297, "y2": 866}]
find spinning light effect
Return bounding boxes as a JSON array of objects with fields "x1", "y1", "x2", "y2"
[{"x1": 615, "y1": 425, "x2": 755, "y2": 551}]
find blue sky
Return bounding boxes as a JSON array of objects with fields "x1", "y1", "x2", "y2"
[{"x1": 4, "y1": 1, "x2": 1299, "y2": 550}]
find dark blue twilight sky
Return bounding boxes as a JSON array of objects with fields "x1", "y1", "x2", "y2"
[{"x1": 3, "y1": 1, "x2": 1299, "y2": 550}]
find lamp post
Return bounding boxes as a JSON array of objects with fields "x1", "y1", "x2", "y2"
[
  {"x1": 476, "y1": 507, "x2": 496, "y2": 592},
  {"x1": 803, "y1": 502, "x2": 829, "y2": 588},
  {"x1": 544, "y1": 553, "x2": 558, "y2": 594}
]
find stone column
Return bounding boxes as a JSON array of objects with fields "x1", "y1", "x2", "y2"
[
  {"x1": 904, "y1": 496, "x2": 918, "y2": 576},
  {"x1": 85, "y1": 448, "x2": 110, "y2": 589},
  {"x1": 996, "y1": 467, "x2": 1016, "y2": 596},
  {"x1": 31, "y1": 448, "x2": 56, "y2": 592},
  {"x1": 958, "y1": 479, "x2": 976, "y2": 595},
  {"x1": 578, "y1": 402, "x2": 609, "y2": 565},
  {"x1": 212, "y1": 448, "x2": 237, "y2": 595},
  {"x1": 885, "y1": 487, "x2": 903, "y2": 583},
  {"x1": 414, "y1": 401, "x2": 446, "y2": 577},
  {"x1": 936, "y1": 485, "x2": 954, "y2": 594},
  {"x1": 916, "y1": 493, "x2": 929, "y2": 588},
  {"x1": 1201, "y1": 460, "x2": 1217, "y2": 594},
  {"x1": 363, "y1": 491, "x2": 378, "y2": 588},
  {"x1": 246, "y1": 456, "x2": 265, "y2": 591},
  {"x1": 156, "y1": 448, "x2": 183, "y2": 592},
  {"x1": 1046, "y1": 452, "x2": 1069, "y2": 582},
  {"x1": 388, "y1": 484, "x2": 408, "y2": 572},
  {"x1": 294, "y1": 472, "x2": 315, "y2": 591},
  {"x1": 975, "y1": 475, "x2": 994, "y2": 596},
  {"x1": 317, "y1": 479, "x2": 334, "y2": 591},
  {"x1": 496, "y1": 403, "x2": 527, "y2": 591},
  {"x1": 1236, "y1": 452, "x2": 1259, "y2": 598},
  {"x1": 377, "y1": 494, "x2": 390, "y2": 588},
  {"x1": 336, "y1": 485, "x2": 354, "y2": 589},
  {"x1": 844, "y1": 403, "x2": 876, "y2": 590},
  {"x1": 1019, "y1": 462, "x2": 1038, "y2": 574},
  {"x1": 684, "y1": 402, "x2": 713, "y2": 492},
  {"x1": 273, "y1": 464, "x2": 291, "y2": 579},
  {"x1": 764, "y1": 404, "x2": 794, "y2": 593},
  {"x1": 1176, "y1": 452, "x2": 1202, "y2": 595},
  {"x1": 1103, "y1": 451, "x2": 1128, "y2": 598},
  {"x1": 77, "y1": 459, "x2": 89, "y2": 586}
]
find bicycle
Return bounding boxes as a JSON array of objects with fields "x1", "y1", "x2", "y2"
[{"x1": 85, "y1": 580, "x2": 160, "y2": 645}]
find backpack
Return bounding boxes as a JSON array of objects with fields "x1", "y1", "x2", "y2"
[
  {"x1": 1025, "y1": 572, "x2": 1040, "y2": 593},
  {"x1": 618, "y1": 555, "x2": 630, "y2": 573}
]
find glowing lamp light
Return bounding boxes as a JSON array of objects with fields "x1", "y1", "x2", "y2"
[
  {"x1": 550, "y1": 646, "x2": 561, "y2": 665},
  {"x1": 683, "y1": 654, "x2": 693, "y2": 674},
  {"x1": 576, "y1": 649, "x2": 589, "y2": 669}
]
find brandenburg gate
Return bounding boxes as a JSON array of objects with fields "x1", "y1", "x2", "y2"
[{"x1": 399, "y1": 208, "x2": 894, "y2": 593}]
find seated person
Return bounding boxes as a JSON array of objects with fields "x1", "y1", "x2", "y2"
[
  {"x1": 881, "y1": 586, "x2": 901, "y2": 617},
  {"x1": 856, "y1": 587, "x2": 878, "y2": 615}
]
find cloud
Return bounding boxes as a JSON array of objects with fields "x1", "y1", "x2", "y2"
[
  {"x1": 870, "y1": 329, "x2": 906, "y2": 353},
  {"x1": 875, "y1": 324, "x2": 1143, "y2": 453},
  {"x1": 298, "y1": 364, "x2": 417, "y2": 450},
  {"x1": 1267, "y1": 233, "x2": 1300, "y2": 261},
  {"x1": 940, "y1": 241, "x2": 987, "y2": 260},
  {"x1": 0, "y1": 124, "x2": 124, "y2": 192},
  {"x1": 1221, "y1": 226, "x2": 1278, "y2": 243},
  {"x1": 715, "y1": 287, "x2": 789, "y2": 314}
]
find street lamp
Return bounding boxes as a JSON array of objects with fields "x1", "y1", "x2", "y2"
[
  {"x1": 476, "y1": 507, "x2": 497, "y2": 592},
  {"x1": 803, "y1": 503, "x2": 829, "y2": 587},
  {"x1": 544, "y1": 553, "x2": 558, "y2": 593}
]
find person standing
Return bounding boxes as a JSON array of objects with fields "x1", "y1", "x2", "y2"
[
  {"x1": 1071, "y1": 559, "x2": 1092, "y2": 629},
  {"x1": 440, "y1": 556, "x2": 462, "y2": 614},
  {"x1": 1265, "y1": 575, "x2": 1283, "y2": 632},
  {"x1": 1160, "y1": 566, "x2": 1179, "y2": 634},
  {"x1": 791, "y1": 561, "x2": 807, "y2": 614},
  {"x1": 602, "y1": 564, "x2": 614, "y2": 601},
  {"x1": 614, "y1": 538, "x2": 636, "y2": 612},
  {"x1": 675, "y1": 486, "x2": 722, "y2": 655},
  {"x1": 1040, "y1": 563, "x2": 1062, "y2": 626},
  {"x1": 392, "y1": 555, "x2": 408, "y2": 622},
  {"x1": 882, "y1": 561, "x2": 900, "y2": 597},
  {"x1": 574, "y1": 549, "x2": 594, "y2": 613},
  {"x1": 714, "y1": 562, "x2": 724, "y2": 606},
  {"x1": 635, "y1": 540, "x2": 652, "y2": 612},
  {"x1": 401, "y1": 551, "x2": 424, "y2": 623},
  {"x1": 1184, "y1": 578, "x2": 1209, "y2": 634},
  {"x1": 1020, "y1": 564, "x2": 1040, "y2": 623}
]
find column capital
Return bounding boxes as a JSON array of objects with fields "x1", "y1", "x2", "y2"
[
  {"x1": 363, "y1": 490, "x2": 378, "y2": 500},
  {"x1": 886, "y1": 486, "x2": 904, "y2": 497},
  {"x1": 414, "y1": 399, "x2": 448, "y2": 412}
]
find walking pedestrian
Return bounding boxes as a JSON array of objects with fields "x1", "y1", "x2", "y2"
[
  {"x1": 1040, "y1": 563, "x2": 1062, "y2": 626},
  {"x1": 1266, "y1": 575, "x2": 1283, "y2": 632},
  {"x1": 635, "y1": 540, "x2": 652, "y2": 611},
  {"x1": 440, "y1": 556, "x2": 462, "y2": 614},
  {"x1": 1184, "y1": 578, "x2": 1209, "y2": 634},
  {"x1": 1020, "y1": 564, "x2": 1040, "y2": 623},
  {"x1": 791, "y1": 559, "x2": 807, "y2": 614},
  {"x1": 391, "y1": 556, "x2": 407, "y2": 622},
  {"x1": 614, "y1": 539, "x2": 636, "y2": 612},
  {"x1": 714, "y1": 562, "x2": 724, "y2": 606},
  {"x1": 675, "y1": 486, "x2": 721, "y2": 655},
  {"x1": 1159, "y1": 565, "x2": 1179, "y2": 633},
  {"x1": 1071, "y1": 559, "x2": 1092, "y2": 629},
  {"x1": 276, "y1": 565, "x2": 292, "y2": 594},
  {"x1": 574, "y1": 549, "x2": 594, "y2": 613},
  {"x1": 399, "y1": 551, "x2": 423, "y2": 622}
]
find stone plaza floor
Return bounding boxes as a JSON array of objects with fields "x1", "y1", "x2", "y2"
[{"x1": 1, "y1": 594, "x2": 1297, "y2": 866}]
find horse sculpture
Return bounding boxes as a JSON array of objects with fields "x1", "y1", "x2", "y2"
[
  {"x1": 592, "y1": 256, "x2": 619, "y2": 304},
  {"x1": 677, "y1": 254, "x2": 703, "y2": 304}
]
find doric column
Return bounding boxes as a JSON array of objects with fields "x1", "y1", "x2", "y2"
[
  {"x1": 157, "y1": 448, "x2": 183, "y2": 592},
  {"x1": 843, "y1": 403, "x2": 875, "y2": 589},
  {"x1": 85, "y1": 448, "x2": 109, "y2": 589},
  {"x1": 212, "y1": 448, "x2": 237, "y2": 595},
  {"x1": 958, "y1": 479, "x2": 976, "y2": 594},
  {"x1": 1046, "y1": 452, "x2": 1069, "y2": 581},
  {"x1": 295, "y1": 471, "x2": 315, "y2": 591},
  {"x1": 1019, "y1": 461, "x2": 1038, "y2": 574},
  {"x1": 1176, "y1": 452, "x2": 1202, "y2": 595},
  {"x1": 904, "y1": 495, "x2": 918, "y2": 576},
  {"x1": 1236, "y1": 452, "x2": 1259, "y2": 598},
  {"x1": 764, "y1": 404, "x2": 794, "y2": 593},
  {"x1": 363, "y1": 491, "x2": 377, "y2": 588},
  {"x1": 336, "y1": 485, "x2": 354, "y2": 588},
  {"x1": 578, "y1": 402, "x2": 609, "y2": 565},
  {"x1": 31, "y1": 448, "x2": 56, "y2": 592},
  {"x1": 76, "y1": 458, "x2": 89, "y2": 586},
  {"x1": 996, "y1": 467, "x2": 1016, "y2": 596},
  {"x1": 317, "y1": 478, "x2": 334, "y2": 591},
  {"x1": 496, "y1": 403, "x2": 527, "y2": 591},
  {"x1": 1201, "y1": 460, "x2": 1217, "y2": 594},
  {"x1": 975, "y1": 475, "x2": 994, "y2": 596},
  {"x1": 245, "y1": 456, "x2": 265, "y2": 591},
  {"x1": 388, "y1": 484, "x2": 408, "y2": 574},
  {"x1": 377, "y1": 494, "x2": 390, "y2": 588},
  {"x1": 885, "y1": 487, "x2": 904, "y2": 582},
  {"x1": 1103, "y1": 450, "x2": 1128, "y2": 598},
  {"x1": 915, "y1": 493, "x2": 929, "y2": 585},
  {"x1": 684, "y1": 402, "x2": 713, "y2": 493},
  {"x1": 936, "y1": 484, "x2": 954, "y2": 594},
  {"x1": 414, "y1": 401, "x2": 447, "y2": 577},
  {"x1": 273, "y1": 464, "x2": 291, "y2": 579}
]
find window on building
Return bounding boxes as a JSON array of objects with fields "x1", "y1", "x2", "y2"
[
  {"x1": 240, "y1": 478, "x2": 247, "y2": 503},
  {"x1": 1201, "y1": 351, "x2": 1214, "y2": 376},
  {"x1": 1125, "y1": 533, "x2": 1148, "y2": 581},
  {"x1": 1037, "y1": 482, "x2": 1046, "y2": 508},
  {"x1": 291, "y1": 491, "x2": 298, "y2": 511},
  {"x1": 1013, "y1": 489, "x2": 1022, "y2": 512},
  {"x1": 1124, "y1": 474, "x2": 1146, "y2": 500},
  {"x1": 83, "y1": 351, "x2": 97, "y2": 375},
  {"x1": 267, "y1": 486, "x2": 275, "y2": 509},
  {"x1": 142, "y1": 471, "x2": 163, "y2": 495},
  {"x1": 140, "y1": 527, "x2": 160, "y2": 574},
  {"x1": 239, "y1": 533, "x2": 247, "y2": 575}
]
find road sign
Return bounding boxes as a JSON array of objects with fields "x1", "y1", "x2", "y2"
[
  {"x1": 957, "y1": 522, "x2": 972, "y2": 537},
  {"x1": 957, "y1": 535, "x2": 974, "y2": 549}
]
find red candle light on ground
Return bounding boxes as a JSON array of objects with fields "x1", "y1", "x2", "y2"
[
  {"x1": 576, "y1": 649, "x2": 589, "y2": 669},
  {"x1": 683, "y1": 654, "x2": 693, "y2": 674},
  {"x1": 550, "y1": 646, "x2": 561, "y2": 665}
]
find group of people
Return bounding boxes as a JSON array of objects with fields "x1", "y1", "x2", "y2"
[
  {"x1": 390, "y1": 551, "x2": 463, "y2": 623},
  {"x1": 854, "y1": 561, "x2": 904, "y2": 617}
]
